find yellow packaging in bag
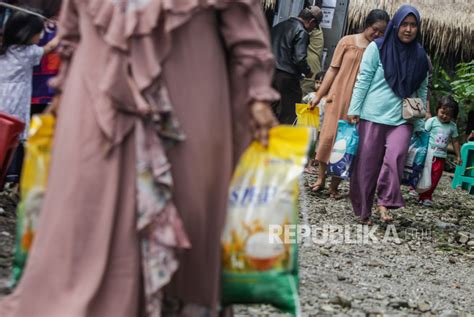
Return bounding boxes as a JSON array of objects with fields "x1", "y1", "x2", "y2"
[
  {"x1": 12, "y1": 114, "x2": 55, "y2": 285},
  {"x1": 221, "y1": 126, "x2": 311, "y2": 316},
  {"x1": 295, "y1": 103, "x2": 319, "y2": 157},
  {"x1": 295, "y1": 103, "x2": 319, "y2": 129}
]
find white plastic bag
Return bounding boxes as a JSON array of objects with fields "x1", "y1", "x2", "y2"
[{"x1": 416, "y1": 147, "x2": 433, "y2": 193}]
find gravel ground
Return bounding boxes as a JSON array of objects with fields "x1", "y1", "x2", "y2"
[
  {"x1": 235, "y1": 172, "x2": 474, "y2": 316},
  {"x1": 1, "y1": 173, "x2": 473, "y2": 316},
  {"x1": 0, "y1": 190, "x2": 17, "y2": 296}
]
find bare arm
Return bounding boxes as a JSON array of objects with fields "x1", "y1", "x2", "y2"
[
  {"x1": 453, "y1": 139, "x2": 461, "y2": 165},
  {"x1": 425, "y1": 100, "x2": 432, "y2": 119},
  {"x1": 309, "y1": 66, "x2": 339, "y2": 109},
  {"x1": 43, "y1": 35, "x2": 60, "y2": 55}
]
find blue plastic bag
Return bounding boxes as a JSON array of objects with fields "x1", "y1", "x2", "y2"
[
  {"x1": 327, "y1": 120, "x2": 359, "y2": 179},
  {"x1": 402, "y1": 131, "x2": 430, "y2": 188}
]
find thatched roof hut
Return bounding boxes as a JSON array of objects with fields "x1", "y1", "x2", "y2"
[
  {"x1": 346, "y1": 0, "x2": 473, "y2": 61},
  {"x1": 261, "y1": 0, "x2": 276, "y2": 10},
  {"x1": 261, "y1": 0, "x2": 474, "y2": 61}
]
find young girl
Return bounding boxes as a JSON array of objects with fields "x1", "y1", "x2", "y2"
[
  {"x1": 419, "y1": 96, "x2": 461, "y2": 206},
  {"x1": 0, "y1": 9, "x2": 58, "y2": 184},
  {"x1": 303, "y1": 71, "x2": 326, "y2": 174}
]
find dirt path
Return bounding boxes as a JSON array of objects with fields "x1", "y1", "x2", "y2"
[
  {"x1": 235, "y1": 173, "x2": 474, "y2": 316},
  {"x1": 1, "y1": 174, "x2": 473, "y2": 315}
]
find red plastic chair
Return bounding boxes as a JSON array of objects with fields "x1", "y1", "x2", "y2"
[{"x1": 0, "y1": 112, "x2": 25, "y2": 189}]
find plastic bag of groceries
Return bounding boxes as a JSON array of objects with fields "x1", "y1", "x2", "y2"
[
  {"x1": 301, "y1": 93, "x2": 328, "y2": 129},
  {"x1": 416, "y1": 146, "x2": 433, "y2": 193},
  {"x1": 221, "y1": 126, "x2": 311, "y2": 316},
  {"x1": 295, "y1": 103, "x2": 319, "y2": 129},
  {"x1": 402, "y1": 131, "x2": 429, "y2": 188},
  {"x1": 295, "y1": 103, "x2": 319, "y2": 158},
  {"x1": 327, "y1": 120, "x2": 359, "y2": 179},
  {"x1": 11, "y1": 114, "x2": 55, "y2": 285}
]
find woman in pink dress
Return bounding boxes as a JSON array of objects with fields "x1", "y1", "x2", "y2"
[{"x1": 0, "y1": 0, "x2": 279, "y2": 316}]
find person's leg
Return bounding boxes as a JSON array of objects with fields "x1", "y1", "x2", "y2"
[
  {"x1": 271, "y1": 71, "x2": 285, "y2": 117},
  {"x1": 311, "y1": 108, "x2": 340, "y2": 192},
  {"x1": 5, "y1": 142, "x2": 25, "y2": 184},
  {"x1": 419, "y1": 157, "x2": 445, "y2": 202},
  {"x1": 277, "y1": 74, "x2": 302, "y2": 125},
  {"x1": 376, "y1": 124, "x2": 413, "y2": 220},
  {"x1": 304, "y1": 159, "x2": 317, "y2": 174},
  {"x1": 310, "y1": 161, "x2": 327, "y2": 191},
  {"x1": 349, "y1": 120, "x2": 386, "y2": 221},
  {"x1": 328, "y1": 177, "x2": 343, "y2": 199}
]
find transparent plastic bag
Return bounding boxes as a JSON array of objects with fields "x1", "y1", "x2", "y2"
[
  {"x1": 402, "y1": 131, "x2": 429, "y2": 188},
  {"x1": 327, "y1": 120, "x2": 359, "y2": 180},
  {"x1": 221, "y1": 126, "x2": 311, "y2": 316},
  {"x1": 12, "y1": 114, "x2": 55, "y2": 285},
  {"x1": 416, "y1": 146, "x2": 433, "y2": 193}
]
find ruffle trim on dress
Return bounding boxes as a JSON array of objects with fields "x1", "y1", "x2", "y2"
[
  {"x1": 79, "y1": 3, "x2": 276, "y2": 315},
  {"x1": 83, "y1": 1, "x2": 270, "y2": 315},
  {"x1": 84, "y1": 0, "x2": 261, "y2": 100},
  {"x1": 83, "y1": 0, "x2": 277, "y2": 146}
]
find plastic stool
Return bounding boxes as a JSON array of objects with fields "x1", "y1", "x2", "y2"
[
  {"x1": 0, "y1": 112, "x2": 25, "y2": 189},
  {"x1": 451, "y1": 141, "x2": 474, "y2": 194}
]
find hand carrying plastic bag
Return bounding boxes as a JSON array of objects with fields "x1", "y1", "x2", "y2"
[
  {"x1": 402, "y1": 131, "x2": 429, "y2": 188},
  {"x1": 416, "y1": 146, "x2": 433, "y2": 193},
  {"x1": 327, "y1": 120, "x2": 359, "y2": 179},
  {"x1": 221, "y1": 126, "x2": 311, "y2": 316},
  {"x1": 301, "y1": 92, "x2": 315, "y2": 105},
  {"x1": 11, "y1": 114, "x2": 55, "y2": 285},
  {"x1": 295, "y1": 103, "x2": 319, "y2": 129}
]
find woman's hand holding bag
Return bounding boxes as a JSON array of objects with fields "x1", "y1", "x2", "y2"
[{"x1": 250, "y1": 101, "x2": 279, "y2": 147}]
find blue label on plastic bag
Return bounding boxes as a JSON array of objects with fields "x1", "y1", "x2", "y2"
[
  {"x1": 402, "y1": 131, "x2": 430, "y2": 188},
  {"x1": 327, "y1": 120, "x2": 359, "y2": 179}
]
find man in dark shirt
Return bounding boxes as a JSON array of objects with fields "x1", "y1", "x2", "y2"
[{"x1": 271, "y1": 6, "x2": 323, "y2": 124}]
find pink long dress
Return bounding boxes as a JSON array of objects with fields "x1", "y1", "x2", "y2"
[
  {"x1": 0, "y1": 0, "x2": 278, "y2": 316},
  {"x1": 315, "y1": 35, "x2": 366, "y2": 164}
]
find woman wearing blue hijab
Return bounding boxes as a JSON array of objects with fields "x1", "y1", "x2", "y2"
[{"x1": 347, "y1": 5, "x2": 429, "y2": 224}]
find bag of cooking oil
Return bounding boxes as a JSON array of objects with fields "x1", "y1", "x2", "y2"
[
  {"x1": 221, "y1": 125, "x2": 311, "y2": 316},
  {"x1": 11, "y1": 114, "x2": 55, "y2": 285}
]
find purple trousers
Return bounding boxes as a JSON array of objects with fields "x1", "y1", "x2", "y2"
[{"x1": 350, "y1": 120, "x2": 413, "y2": 220}]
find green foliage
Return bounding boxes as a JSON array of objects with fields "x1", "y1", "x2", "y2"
[
  {"x1": 451, "y1": 60, "x2": 474, "y2": 113},
  {"x1": 431, "y1": 59, "x2": 474, "y2": 129}
]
